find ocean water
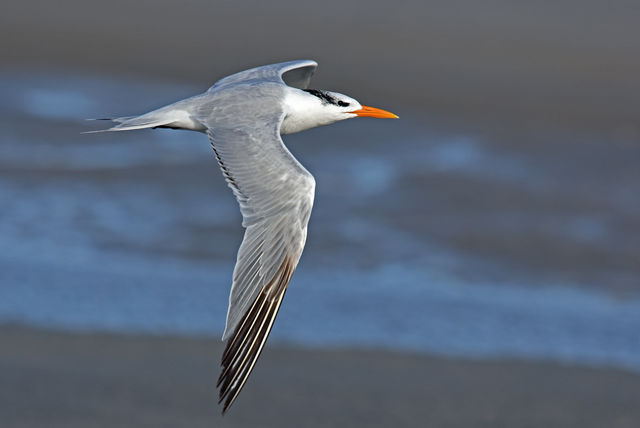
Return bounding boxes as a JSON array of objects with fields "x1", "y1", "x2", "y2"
[{"x1": 1, "y1": 71, "x2": 639, "y2": 372}]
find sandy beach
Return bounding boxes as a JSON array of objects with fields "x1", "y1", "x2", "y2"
[
  {"x1": 1, "y1": 325, "x2": 639, "y2": 428},
  {"x1": 1, "y1": 1, "x2": 639, "y2": 426}
]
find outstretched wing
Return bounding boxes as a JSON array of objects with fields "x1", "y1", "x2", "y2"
[
  {"x1": 204, "y1": 115, "x2": 315, "y2": 413},
  {"x1": 208, "y1": 59, "x2": 317, "y2": 92}
]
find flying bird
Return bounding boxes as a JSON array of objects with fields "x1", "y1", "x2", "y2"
[{"x1": 90, "y1": 60, "x2": 398, "y2": 412}]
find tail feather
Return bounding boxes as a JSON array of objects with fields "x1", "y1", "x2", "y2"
[
  {"x1": 85, "y1": 96, "x2": 206, "y2": 134},
  {"x1": 83, "y1": 114, "x2": 176, "y2": 134}
]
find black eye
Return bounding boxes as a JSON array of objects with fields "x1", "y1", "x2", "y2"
[{"x1": 338, "y1": 101, "x2": 350, "y2": 107}]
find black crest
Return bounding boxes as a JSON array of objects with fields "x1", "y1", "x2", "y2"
[{"x1": 303, "y1": 89, "x2": 350, "y2": 107}]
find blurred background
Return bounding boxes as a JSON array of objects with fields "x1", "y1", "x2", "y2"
[{"x1": 1, "y1": 1, "x2": 639, "y2": 427}]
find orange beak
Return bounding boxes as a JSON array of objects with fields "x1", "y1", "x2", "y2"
[{"x1": 350, "y1": 105, "x2": 399, "y2": 119}]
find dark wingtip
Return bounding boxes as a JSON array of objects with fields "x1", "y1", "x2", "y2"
[{"x1": 216, "y1": 256, "x2": 295, "y2": 414}]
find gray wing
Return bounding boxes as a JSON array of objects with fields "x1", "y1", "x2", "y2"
[
  {"x1": 208, "y1": 59, "x2": 317, "y2": 92},
  {"x1": 204, "y1": 115, "x2": 315, "y2": 412}
]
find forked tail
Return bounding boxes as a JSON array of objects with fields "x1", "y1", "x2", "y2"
[{"x1": 85, "y1": 97, "x2": 206, "y2": 133}]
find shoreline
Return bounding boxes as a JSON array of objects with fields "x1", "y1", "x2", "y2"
[
  {"x1": 2, "y1": 2, "x2": 640, "y2": 426},
  {"x1": 2, "y1": 323, "x2": 639, "y2": 427}
]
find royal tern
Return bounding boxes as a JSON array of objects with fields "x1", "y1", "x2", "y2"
[{"x1": 91, "y1": 60, "x2": 397, "y2": 412}]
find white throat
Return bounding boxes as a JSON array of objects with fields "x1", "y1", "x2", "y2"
[{"x1": 280, "y1": 89, "x2": 353, "y2": 135}]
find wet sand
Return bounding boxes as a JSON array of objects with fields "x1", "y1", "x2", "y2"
[
  {"x1": 2, "y1": 3, "x2": 640, "y2": 426},
  {"x1": 2, "y1": 325, "x2": 639, "y2": 428}
]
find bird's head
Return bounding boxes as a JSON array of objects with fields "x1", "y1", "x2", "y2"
[
  {"x1": 304, "y1": 89, "x2": 398, "y2": 120},
  {"x1": 281, "y1": 88, "x2": 398, "y2": 134}
]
